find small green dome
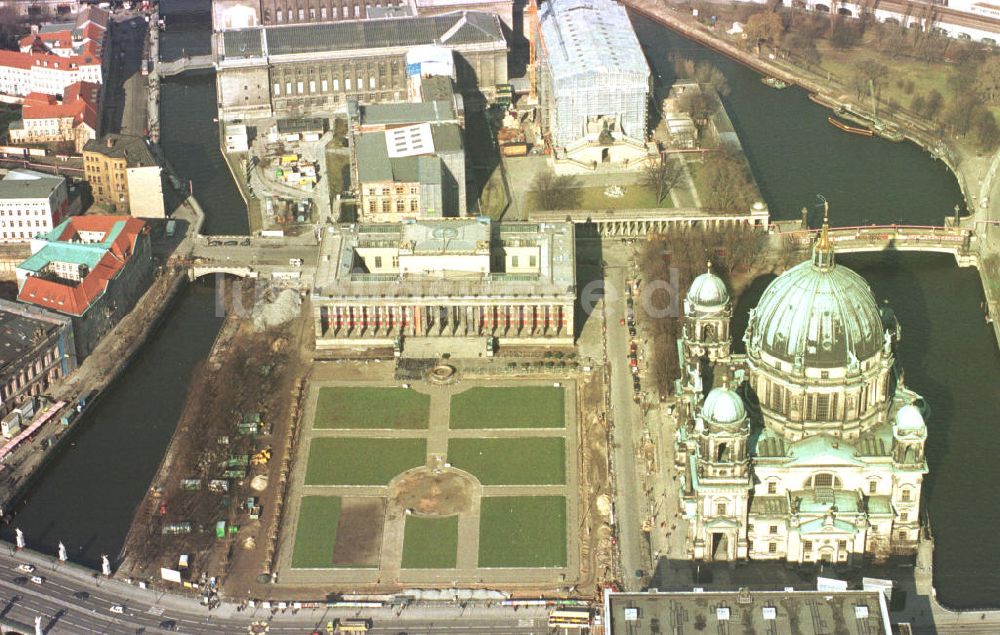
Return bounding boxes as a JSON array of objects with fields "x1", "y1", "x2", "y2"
[
  {"x1": 702, "y1": 387, "x2": 746, "y2": 426},
  {"x1": 687, "y1": 268, "x2": 729, "y2": 313},
  {"x1": 746, "y1": 257, "x2": 884, "y2": 368},
  {"x1": 894, "y1": 404, "x2": 926, "y2": 433}
]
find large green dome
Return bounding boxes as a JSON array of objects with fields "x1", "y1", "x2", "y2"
[{"x1": 745, "y1": 253, "x2": 884, "y2": 369}]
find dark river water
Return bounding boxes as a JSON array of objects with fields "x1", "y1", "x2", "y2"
[
  {"x1": 631, "y1": 12, "x2": 1000, "y2": 608},
  {"x1": 3, "y1": 1, "x2": 996, "y2": 610}
]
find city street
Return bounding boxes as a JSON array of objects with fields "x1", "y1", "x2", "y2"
[
  {"x1": 602, "y1": 249, "x2": 649, "y2": 591},
  {"x1": 0, "y1": 546, "x2": 551, "y2": 634},
  {"x1": 102, "y1": 14, "x2": 151, "y2": 137}
]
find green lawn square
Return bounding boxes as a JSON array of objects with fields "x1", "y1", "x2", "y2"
[
  {"x1": 447, "y1": 437, "x2": 565, "y2": 485},
  {"x1": 313, "y1": 387, "x2": 430, "y2": 430},
  {"x1": 290, "y1": 496, "x2": 341, "y2": 568},
  {"x1": 401, "y1": 515, "x2": 459, "y2": 568},
  {"x1": 304, "y1": 438, "x2": 426, "y2": 485},
  {"x1": 479, "y1": 496, "x2": 567, "y2": 567},
  {"x1": 449, "y1": 386, "x2": 565, "y2": 429}
]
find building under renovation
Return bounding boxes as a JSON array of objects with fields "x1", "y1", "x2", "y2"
[
  {"x1": 213, "y1": 11, "x2": 508, "y2": 121},
  {"x1": 312, "y1": 218, "x2": 575, "y2": 350},
  {"x1": 537, "y1": 0, "x2": 651, "y2": 151}
]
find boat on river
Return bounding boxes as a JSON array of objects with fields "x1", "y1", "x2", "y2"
[
  {"x1": 828, "y1": 116, "x2": 874, "y2": 136},
  {"x1": 761, "y1": 77, "x2": 788, "y2": 89}
]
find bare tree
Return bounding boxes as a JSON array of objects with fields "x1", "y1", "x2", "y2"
[
  {"x1": 852, "y1": 59, "x2": 889, "y2": 101},
  {"x1": 640, "y1": 156, "x2": 681, "y2": 206},
  {"x1": 744, "y1": 11, "x2": 782, "y2": 54},
  {"x1": 698, "y1": 143, "x2": 757, "y2": 211},
  {"x1": 531, "y1": 171, "x2": 581, "y2": 211},
  {"x1": 679, "y1": 90, "x2": 718, "y2": 142}
]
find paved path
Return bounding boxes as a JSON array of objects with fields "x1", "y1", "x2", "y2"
[
  {"x1": 276, "y1": 378, "x2": 579, "y2": 589},
  {"x1": 602, "y1": 254, "x2": 649, "y2": 589},
  {"x1": 0, "y1": 544, "x2": 554, "y2": 634}
]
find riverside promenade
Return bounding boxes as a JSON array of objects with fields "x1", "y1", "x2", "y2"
[
  {"x1": 624, "y1": 0, "x2": 1000, "y2": 351},
  {"x1": 626, "y1": 1, "x2": 1000, "y2": 630}
]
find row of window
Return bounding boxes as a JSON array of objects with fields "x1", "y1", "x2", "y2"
[
  {"x1": 762, "y1": 475, "x2": 914, "y2": 499},
  {"x1": 274, "y1": 75, "x2": 389, "y2": 96},
  {"x1": 0, "y1": 206, "x2": 51, "y2": 214},
  {"x1": 0, "y1": 220, "x2": 46, "y2": 228},
  {"x1": 368, "y1": 186, "x2": 418, "y2": 197},
  {"x1": 368, "y1": 199, "x2": 419, "y2": 214}
]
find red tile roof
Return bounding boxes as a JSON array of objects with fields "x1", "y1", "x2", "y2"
[
  {"x1": 0, "y1": 50, "x2": 33, "y2": 71},
  {"x1": 20, "y1": 82, "x2": 99, "y2": 130},
  {"x1": 0, "y1": 48, "x2": 102, "y2": 76},
  {"x1": 18, "y1": 216, "x2": 146, "y2": 317},
  {"x1": 56, "y1": 216, "x2": 145, "y2": 260}
]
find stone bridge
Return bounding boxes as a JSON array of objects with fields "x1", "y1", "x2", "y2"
[
  {"x1": 158, "y1": 55, "x2": 214, "y2": 77},
  {"x1": 775, "y1": 225, "x2": 979, "y2": 267},
  {"x1": 182, "y1": 234, "x2": 319, "y2": 284}
]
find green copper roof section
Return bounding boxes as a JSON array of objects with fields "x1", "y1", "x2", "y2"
[
  {"x1": 745, "y1": 255, "x2": 884, "y2": 369},
  {"x1": 794, "y1": 488, "x2": 861, "y2": 514},
  {"x1": 19, "y1": 219, "x2": 129, "y2": 273},
  {"x1": 798, "y1": 518, "x2": 858, "y2": 534}
]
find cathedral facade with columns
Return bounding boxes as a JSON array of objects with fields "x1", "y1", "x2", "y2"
[{"x1": 673, "y1": 217, "x2": 928, "y2": 565}]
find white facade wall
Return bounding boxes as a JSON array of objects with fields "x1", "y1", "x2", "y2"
[
  {"x1": 125, "y1": 165, "x2": 165, "y2": 219},
  {"x1": 0, "y1": 60, "x2": 102, "y2": 98},
  {"x1": 0, "y1": 184, "x2": 68, "y2": 243}
]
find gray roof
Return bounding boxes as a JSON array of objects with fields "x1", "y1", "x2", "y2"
[
  {"x1": 83, "y1": 134, "x2": 158, "y2": 168},
  {"x1": 355, "y1": 123, "x2": 462, "y2": 184},
  {"x1": 0, "y1": 170, "x2": 64, "y2": 200},
  {"x1": 402, "y1": 217, "x2": 489, "y2": 254},
  {"x1": 0, "y1": 298, "x2": 71, "y2": 371},
  {"x1": 429, "y1": 123, "x2": 462, "y2": 152},
  {"x1": 606, "y1": 590, "x2": 890, "y2": 635},
  {"x1": 221, "y1": 11, "x2": 504, "y2": 61},
  {"x1": 360, "y1": 101, "x2": 456, "y2": 127},
  {"x1": 539, "y1": 0, "x2": 650, "y2": 82},
  {"x1": 276, "y1": 117, "x2": 326, "y2": 134},
  {"x1": 419, "y1": 76, "x2": 456, "y2": 103},
  {"x1": 355, "y1": 131, "x2": 443, "y2": 185}
]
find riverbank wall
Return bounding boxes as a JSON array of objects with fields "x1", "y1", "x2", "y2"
[
  {"x1": 626, "y1": 0, "x2": 1000, "y2": 351},
  {"x1": 0, "y1": 270, "x2": 188, "y2": 519},
  {"x1": 628, "y1": 0, "x2": 1000, "y2": 618},
  {"x1": 624, "y1": 0, "x2": 974, "y2": 212}
]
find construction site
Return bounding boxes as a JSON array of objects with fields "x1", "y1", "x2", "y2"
[{"x1": 117, "y1": 280, "x2": 313, "y2": 597}]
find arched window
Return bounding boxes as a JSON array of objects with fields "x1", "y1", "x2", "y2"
[
  {"x1": 809, "y1": 473, "x2": 841, "y2": 489},
  {"x1": 716, "y1": 442, "x2": 729, "y2": 462}
]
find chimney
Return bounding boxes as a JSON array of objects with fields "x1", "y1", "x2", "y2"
[{"x1": 105, "y1": 136, "x2": 113, "y2": 148}]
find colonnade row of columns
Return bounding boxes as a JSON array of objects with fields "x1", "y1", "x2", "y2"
[
  {"x1": 315, "y1": 302, "x2": 573, "y2": 338},
  {"x1": 592, "y1": 216, "x2": 766, "y2": 237}
]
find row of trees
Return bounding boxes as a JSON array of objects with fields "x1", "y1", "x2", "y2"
[
  {"x1": 735, "y1": 4, "x2": 1000, "y2": 152},
  {"x1": 698, "y1": 143, "x2": 758, "y2": 211},
  {"x1": 638, "y1": 225, "x2": 768, "y2": 397}
]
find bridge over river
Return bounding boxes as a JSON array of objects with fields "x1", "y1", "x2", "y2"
[
  {"x1": 775, "y1": 224, "x2": 979, "y2": 267},
  {"x1": 178, "y1": 234, "x2": 320, "y2": 282},
  {"x1": 178, "y1": 224, "x2": 984, "y2": 284},
  {"x1": 158, "y1": 54, "x2": 213, "y2": 77}
]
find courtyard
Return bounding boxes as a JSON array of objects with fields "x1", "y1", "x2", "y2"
[{"x1": 276, "y1": 379, "x2": 580, "y2": 586}]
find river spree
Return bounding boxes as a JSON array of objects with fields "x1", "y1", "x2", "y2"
[
  {"x1": 3, "y1": 284, "x2": 224, "y2": 567},
  {"x1": 1, "y1": 1, "x2": 996, "y2": 610},
  {"x1": 631, "y1": 13, "x2": 1000, "y2": 608}
]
